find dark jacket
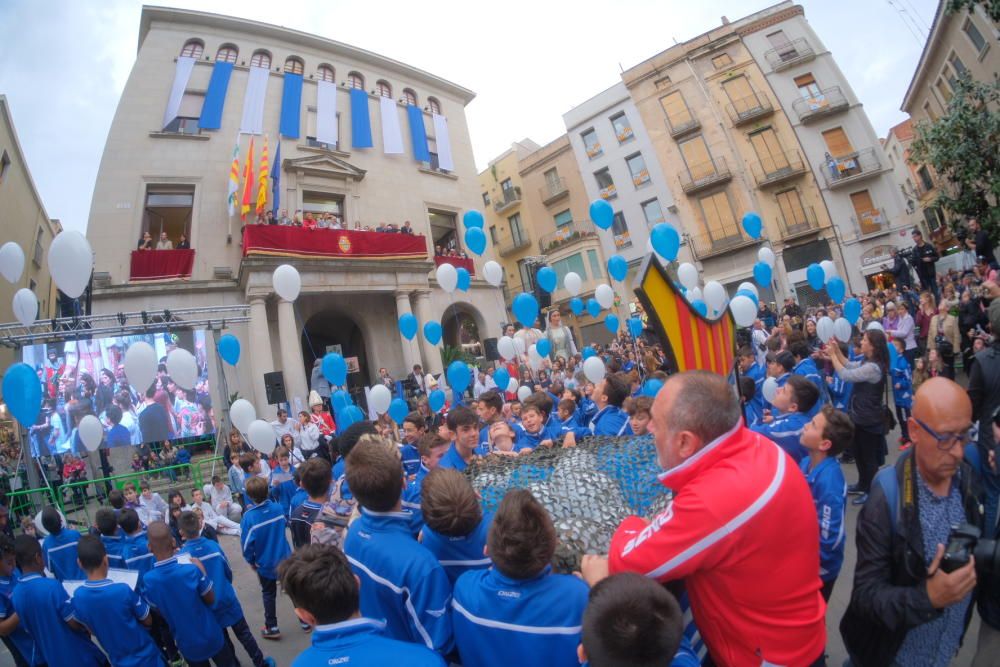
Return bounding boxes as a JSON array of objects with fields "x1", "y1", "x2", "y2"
[
  {"x1": 914, "y1": 242, "x2": 939, "y2": 286},
  {"x1": 890, "y1": 255, "x2": 912, "y2": 288},
  {"x1": 840, "y1": 451, "x2": 982, "y2": 666}
]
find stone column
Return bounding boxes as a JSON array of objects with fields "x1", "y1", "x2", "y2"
[
  {"x1": 395, "y1": 291, "x2": 419, "y2": 374},
  {"x1": 277, "y1": 298, "x2": 309, "y2": 413},
  {"x1": 412, "y1": 289, "x2": 442, "y2": 375},
  {"x1": 247, "y1": 297, "x2": 274, "y2": 419}
]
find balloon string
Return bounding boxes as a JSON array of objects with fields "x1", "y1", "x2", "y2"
[{"x1": 295, "y1": 302, "x2": 318, "y2": 359}]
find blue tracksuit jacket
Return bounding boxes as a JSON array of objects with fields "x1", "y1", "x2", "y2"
[
  {"x1": 181, "y1": 536, "x2": 244, "y2": 627},
  {"x1": 240, "y1": 500, "x2": 291, "y2": 580},
  {"x1": 891, "y1": 356, "x2": 913, "y2": 410},
  {"x1": 420, "y1": 513, "x2": 493, "y2": 585},
  {"x1": 800, "y1": 456, "x2": 846, "y2": 582},
  {"x1": 743, "y1": 362, "x2": 766, "y2": 426},
  {"x1": 793, "y1": 357, "x2": 828, "y2": 417},
  {"x1": 751, "y1": 412, "x2": 810, "y2": 463},
  {"x1": 292, "y1": 618, "x2": 445, "y2": 667}
]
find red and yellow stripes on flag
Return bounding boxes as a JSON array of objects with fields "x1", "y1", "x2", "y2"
[
  {"x1": 240, "y1": 136, "x2": 255, "y2": 221},
  {"x1": 256, "y1": 134, "x2": 269, "y2": 215},
  {"x1": 227, "y1": 138, "x2": 240, "y2": 217}
]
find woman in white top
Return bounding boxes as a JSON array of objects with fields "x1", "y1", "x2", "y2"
[
  {"x1": 545, "y1": 310, "x2": 578, "y2": 360},
  {"x1": 295, "y1": 410, "x2": 322, "y2": 459}
]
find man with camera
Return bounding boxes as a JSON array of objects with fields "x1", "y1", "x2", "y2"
[
  {"x1": 841, "y1": 377, "x2": 980, "y2": 666},
  {"x1": 884, "y1": 247, "x2": 913, "y2": 291},
  {"x1": 912, "y1": 228, "x2": 941, "y2": 300}
]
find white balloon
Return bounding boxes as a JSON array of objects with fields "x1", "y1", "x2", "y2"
[
  {"x1": 230, "y1": 398, "x2": 257, "y2": 433},
  {"x1": 47, "y1": 230, "x2": 93, "y2": 299},
  {"x1": 820, "y1": 260, "x2": 838, "y2": 282},
  {"x1": 369, "y1": 385, "x2": 392, "y2": 415},
  {"x1": 758, "y1": 247, "x2": 776, "y2": 269},
  {"x1": 729, "y1": 295, "x2": 756, "y2": 327},
  {"x1": 78, "y1": 415, "x2": 104, "y2": 452},
  {"x1": 272, "y1": 264, "x2": 302, "y2": 302},
  {"x1": 497, "y1": 336, "x2": 516, "y2": 361},
  {"x1": 483, "y1": 261, "x2": 504, "y2": 288},
  {"x1": 866, "y1": 321, "x2": 884, "y2": 332},
  {"x1": 166, "y1": 348, "x2": 199, "y2": 390},
  {"x1": 436, "y1": 263, "x2": 458, "y2": 293},
  {"x1": 564, "y1": 272, "x2": 583, "y2": 297},
  {"x1": 762, "y1": 377, "x2": 778, "y2": 403},
  {"x1": 595, "y1": 284, "x2": 615, "y2": 310},
  {"x1": 816, "y1": 316, "x2": 835, "y2": 343},
  {"x1": 687, "y1": 287, "x2": 703, "y2": 303},
  {"x1": 124, "y1": 342, "x2": 158, "y2": 394},
  {"x1": 704, "y1": 281, "x2": 727, "y2": 312},
  {"x1": 247, "y1": 419, "x2": 276, "y2": 456},
  {"x1": 677, "y1": 263, "x2": 699, "y2": 290},
  {"x1": 507, "y1": 378, "x2": 519, "y2": 393},
  {"x1": 737, "y1": 282, "x2": 759, "y2": 299},
  {"x1": 12, "y1": 288, "x2": 37, "y2": 327},
  {"x1": 0, "y1": 242, "x2": 25, "y2": 284},
  {"x1": 527, "y1": 345, "x2": 544, "y2": 371},
  {"x1": 835, "y1": 317, "x2": 854, "y2": 343},
  {"x1": 583, "y1": 356, "x2": 606, "y2": 383},
  {"x1": 513, "y1": 337, "x2": 526, "y2": 355},
  {"x1": 516, "y1": 386, "x2": 532, "y2": 402}
]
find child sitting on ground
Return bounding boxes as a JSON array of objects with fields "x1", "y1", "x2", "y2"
[
  {"x1": 138, "y1": 480, "x2": 168, "y2": 523},
  {"x1": 750, "y1": 375, "x2": 819, "y2": 464},
  {"x1": 190, "y1": 487, "x2": 241, "y2": 536},
  {"x1": 210, "y1": 474, "x2": 243, "y2": 522},
  {"x1": 419, "y1": 468, "x2": 492, "y2": 585}
]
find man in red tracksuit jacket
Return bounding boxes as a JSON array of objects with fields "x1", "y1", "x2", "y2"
[{"x1": 583, "y1": 371, "x2": 826, "y2": 667}]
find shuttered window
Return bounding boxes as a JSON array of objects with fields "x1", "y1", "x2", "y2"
[
  {"x1": 794, "y1": 73, "x2": 821, "y2": 98},
  {"x1": 821, "y1": 127, "x2": 854, "y2": 157},
  {"x1": 749, "y1": 128, "x2": 789, "y2": 172},
  {"x1": 850, "y1": 190, "x2": 875, "y2": 216},
  {"x1": 659, "y1": 91, "x2": 693, "y2": 128},
  {"x1": 776, "y1": 189, "x2": 807, "y2": 227},
  {"x1": 851, "y1": 190, "x2": 881, "y2": 233},
  {"x1": 722, "y1": 75, "x2": 754, "y2": 105},
  {"x1": 680, "y1": 136, "x2": 714, "y2": 180},
  {"x1": 712, "y1": 54, "x2": 733, "y2": 69},
  {"x1": 699, "y1": 192, "x2": 739, "y2": 240}
]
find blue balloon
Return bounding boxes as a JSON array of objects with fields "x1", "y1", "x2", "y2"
[
  {"x1": 494, "y1": 368, "x2": 510, "y2": 391},
  {"x1": 447, "y1": 361, "x2": 472, "y2": 393},
  {"x1": 641, "y1": 378, "x2": 664, "y2": 398},
  {"x1": 691, "y1": 300, "x2": 708, "y2": 317},
  {"x1": 888, "y1": 340, "x2": 899, "y2": 368},
  {"x1": 464, "y1": 227, "x2": 487, "y2": 256},
  {"x1": 806, "y1": 263, "x2": 826, "y2": 291},
  {"x1": 753, "y1": 261, "x2": 772, "y2": 287},
  {"x1": 423, "y1": 320, "x2": 442, "y2": 345},
  {"x1": 332, "y1": 389, "x2": 351, "y2": 412},
  {"x1": 844, "y1": 298, "x2": 862, "y2": 325},
  {"x1": 826, "y1": 276, "x2": 846, "y2": 304},
  {"x1": 650, "y1": 223, "x2": 680, "y2": 262},
  {"x1": 582, "y1": 346, "x2": 596, "y2": 360},
  {"x1": 2, "y1": 363, "x2": 41, "y2": 428},
  {"x1": 457, "y1": 267, "x2": 471, "y2": 292},
  {"x1": 217, "y1": 334, "x2": 241, "y2": 366},
  {"x1": 398, "y1": 313, "x2": 418, "y2": 340},
  {"x1": 536, "y1": 339, "x2": 551, "y2": 358},
  {"x1": 428, "y1": 389, "x2": 446, "y2": 412},
  {"x1": 536, "y1": 266, "x2": 557, "y2": 293},
  {"x1": 388, "y1": 398, "x2": 410, "y2": 425},
  {"x1": 586, "y1": 298, "x2": 602, "y2": 319},
  {"x1": 607, "y1": 255, "x2": 628, "y2": 282},
  {"x1": 512, "y1": 292, "x2": 539, "y2": 327},
  {"x1": 340, "y1": 405, "x2": 365, "y2": 429},
  {"x1": 570, "y1": 297, "x2": 584, "y2": 316},
  {"x1": 735, "y1": 289, "x2": 759, "y2": 307},
  {"x1": 463, "y1": 210, "x2": 484, "y2": 229},
  {"x1": 604, "y1": 313, "x2": 619, "y2": 333},
  {"x1": 627, "y1": 316, "x2": 643, "y2": 338},
  {"x1": 590, "y1": 199, "x2": 614, "y2": 230},
  {"x1": 322, "y1": 353, "x2": 348, "y2": 386},
  {"x1": 742, "y1": 212, "x2": 763, "y2": 239}
]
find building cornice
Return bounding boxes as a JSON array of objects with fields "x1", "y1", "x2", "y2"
[
  {"x1": 735, "y1": 5, "x2": 805, "y2": 37},
  {"x1": 518, "y1": 135, "x2": 572, "y2": 176},
  {"x1": 901, "y1": 1, "x2": 949, "y2": 112}
]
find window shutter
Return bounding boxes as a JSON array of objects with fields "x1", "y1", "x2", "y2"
[
  {"x1": 849, "y1": 190, "x2": 875, "y2": 216},
  {"x1": 821, "y1": 128, "x2": 854, "y2": 157},
  {"x1": 659, "y1": 91, "x2": 691, "y2": 127},
  {"x1": 777, "y1": 190, "x2": 806, "y2": 226},
  {"x1": 680, "y1": 136, "x2": 713, "y2": 179}
]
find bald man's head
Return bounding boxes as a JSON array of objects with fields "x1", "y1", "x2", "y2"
[
  {"x1": 651, "y1": 371, "x2": 741, "y2": 470},
  {"x1": 913, "y1": 377, "x2": 972, "y2": 423},
  {"x1": 910, "y1": 377, "x2": 972, "y2": 488}
]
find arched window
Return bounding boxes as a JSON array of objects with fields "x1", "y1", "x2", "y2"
[
  {"x1": 428, "y1": 97, "x2": 441, "y2": 115},
  {"x1": 216, "y1": 44, "x2": 238, "y2": 63},
  {"x1": 403, "y1": 88, "x2": 418, "y2": 106},
  {"x1": 376, "y1": 80, "x2": 392, "y2": 98},
  {"x1": 347, "y1": 72, "x2": 365, "y2": 90},
  {"x1": 180, "y1": 39, "x2": 204, "y2": 59},
  {"x1": 250, "y1": 50, "x2": 272, "y2": 69},
  {"x1": 284, "y1": 57, "x2": 304, "y2": 75},
  {"x1": 317, "y1": 65, "x2": 335, "y2": 83}
]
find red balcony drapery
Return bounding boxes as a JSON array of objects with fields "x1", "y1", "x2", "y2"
[
  {"x1": 129, "y1": 249, "x2": 195, "y2": 282},
  {"x1": 242, "y1": 226, "x2": 427, "y2": 261},
  {"x1": 434, "y1": 255, "x2": 475, "y2": 276}
]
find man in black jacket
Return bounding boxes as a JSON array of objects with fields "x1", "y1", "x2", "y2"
[
  {"x1": 840, "y1": 377, "x2": 979, "y2": 666},
  {"x1": 912, "y1": 228, "x2": 940, "y2": 299},
  {"x1": 885, "y1": 247, "x2": 912, "y2": 290}
]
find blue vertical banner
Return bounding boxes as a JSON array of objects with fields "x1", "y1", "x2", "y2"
[
  {"x1": 279, "y1": 73, "x2": 303, "y2": 139},
  {"x1": 350, "y1": 88, "x2": 373, "y2": 149},
  {"x1": 406, "y1": 104, "x2": 431, "y2": 162},
  {"x1": 198, "y1": 61, "x2": 234, "y2": 130}
]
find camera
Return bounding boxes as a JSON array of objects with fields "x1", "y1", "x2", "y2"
[
  {"x1": 897, "y1": 247, "x2": 917, "y2": 264},
  {"x1": 940, "y1": 522, "x2": 1000, "y2": 574}
]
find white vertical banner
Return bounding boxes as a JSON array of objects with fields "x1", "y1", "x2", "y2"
[
  {"x1": 432, "y1": 113, "x2": 454, "y2": 171},
  {"x1": 239, "y1": 66, "x2": 270, "y2": 135},
  {"x1": 162, "y1": 56, "x2": 196, "y2": 130},
  {"x1": 380, "y1": 96, "x2": 404, "y2": 154},
  {"x1": 316, "y1": 79, "x2": 338, "y2": 146}
]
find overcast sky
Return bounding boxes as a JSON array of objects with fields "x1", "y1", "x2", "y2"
[{"x1": 0, "y1": 0, "x2": 937, "y2": 234}]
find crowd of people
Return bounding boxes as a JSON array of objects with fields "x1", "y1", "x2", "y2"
[{"x1": 247, "y1": 209, "x2": 417, "y2": 235}]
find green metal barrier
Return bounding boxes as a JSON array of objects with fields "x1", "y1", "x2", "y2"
[{"x1": 5, "y1": 486, "x2": 58, "y2": 525}]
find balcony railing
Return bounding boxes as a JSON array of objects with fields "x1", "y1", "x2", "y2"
[
  {"x1": 751, "y1": 149, "x2": 808, "y2": 188},
  {"x1": 819, "y1": 147, "x2": 883, "y2": 189},
  {"x1": 599, "y1": 183, "x2": 618, "y2": 200},
  {"x1": 667, "y1": 115, "x2": 701, "y2": 140},
  {"x1": 764, "y1": 38, "x2": 816, "y2": 71},
  {"x1": 130, "y1": 249, "x2": 195, "y2": 282},
  {"x1": 493, "y1": 187, "x2": 522, "y2": 213},
  {"x1": 776, "y1": 206, "x2": 820, "y2": 240},
  {"x1": 851, "y1": 208, "x2": 889, "y2": 237},
  {"x1": 687, "y1": 228, "x2": 755, "y2": 260},
  {"x1": 679, "y1": 156, "x2": 732, "y2": 195},
  {"x1": 539, "y1": 177, "x2": 569, "y2": 205},
  {"x1": 434, "y1": 255, "x2": 475, "y2": 276},
  {"x1": 725, "y1": 91, "x2": 774, "y2": 126},
  {"x1": 585, "y1": 142, "x2": 603, "y2": 159},
  {"x1": 792, "y1": 86, "x2": 849, "y2": 123},
  {"x1": 538, "y1": 223, "x2": 598, "y2": 255},
  {"x1": 497, "y1": 233, "x2": 532, "y2": 257}
]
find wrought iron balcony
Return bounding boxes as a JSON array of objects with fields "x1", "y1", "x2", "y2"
[
  {"x1": 667, "y1": 115, "x2": 701, "y2": 140},
  {"x1": 679, "y1": 157, "x2": 732, "y2": 195},
  {"x1": 539, "y1": 177, "x2": 569, "y2": 205},
  {"x1": 776, "y1": 205, "x2": 820, "y2": 240},
  {"x1": 725, "y1": 91, "x2": 774, "y2": 126},
  {"x1": 493, "y1": 186, "x2": 522, "y2": 213},
  {"x1": 819, "y1": 148, "x2": 884, "y2": 189},
  {"x1": 538, "y1": 223, "x2": 598, "y2": 255},
  {"x1": 764, "y1": 38, "x2": 816, "y2": 71},
  {"x1": 497, "y1": 233, "x2": 532, "y2": 257},
  {"x1": 792, "y1": 86, "x2": 849, "y2": 124},
  {"x1": 687, "y1": 227, "x2": 755, "y2": 260},
  {"x1": 751, "y1": 149, "x2": 808, "y2": 188}
]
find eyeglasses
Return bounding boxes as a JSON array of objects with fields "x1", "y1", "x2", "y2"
[{"x1": 912, "y1": 417, "x2": 972, "y2": 451}]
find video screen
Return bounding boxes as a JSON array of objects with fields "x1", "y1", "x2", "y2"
[{"x1": 21, "y1": 331, "x2": 214, "y2": 456}]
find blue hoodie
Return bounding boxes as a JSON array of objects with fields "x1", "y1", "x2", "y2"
[
  {"x1": 800, "y1": 456, "x2": 846, "y2": 582},
  {"x1": 890, "y1": 355, "x2": 913, "y2": 410}
]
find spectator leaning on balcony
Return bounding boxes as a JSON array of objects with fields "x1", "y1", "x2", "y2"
[
  {"x1": 176, "y1": 233, "x2": 190, "y2": 250},
  {"x1": 156, "y1": 232, "x2": 173, "y2": 250},
  {"x1": 401, "y1": 221, "x2": 414, "y2": 235},
  {"x1": 137, "y1": 232, "x2": 153, "y2": 251},
  {"x1": 278, "y1": 209, "x2": 291, "y2": 225}
]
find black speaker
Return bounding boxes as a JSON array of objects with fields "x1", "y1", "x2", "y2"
[
  {"x1": 484, "y1": 337, "x2": 500, "y2": 361},
  {"x1": 264, "y1": 371, "x2": 287, "y2": 405}
]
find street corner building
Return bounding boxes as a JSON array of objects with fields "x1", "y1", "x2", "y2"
[{"x1": 86, "y1": 6, "x2": 506, "y2": 419}]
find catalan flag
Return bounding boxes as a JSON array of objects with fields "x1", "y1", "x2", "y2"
[
  {"x1": 240, "y1": 136, "x2": 254, "y2": 221},
  {"x1": 226, "y1": 137, "x2": 240, "y2": 217},
  {"x1": 256, "y1": 134, "x2": 269, "y2": 215}
]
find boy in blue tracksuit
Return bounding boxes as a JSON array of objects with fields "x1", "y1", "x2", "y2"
[
  {"x1": 39, "y1": 506, "x2": 84, "y2": 582},
  {"x1": 451, "y1": 489, "x2": 589, "y2": 667},
  {"x1": 438, "y1": 406, "x2": 479, "y2": 473},
  {"x1": 241, "y1": 477, "x2": 292, "y2": 640},
  {"x1": 564, "y1": 375, "x2": 632, "y2": 446},
  {"x1": 402, "y1": 434, "x2": 450, "y2": 514},
  {"x1": 789, "y1": 340, "x2": 828, "y2": 417},
  {"x1": 400, "y1": 412, "x2": 427, "y2": 477},
  {"x1": 0, "y1": 535, "x2": 37, "y2": 667},
  {"x1": 269, "y1": 447, "x2": 298, "y2": 518},
  {"x1": 554, "y1": 398, "x2": 580, "y2": 434},
  {"x1": 738, "y1": 346, "x2": 766, "y2": 426},
  {"x1": 514, "y1": 394, "x2": 563, "y2": 452},
  {"x1": 343, "y1": 439, "x2": 453, "y2": 655},
  {"x1": 798, "y1": 405, "x2": 851, "y2": 601},
  {"x1": 179, "y1": 512, "x2": 274, "y2": 666},
  {"x1": 474, "y1": 392, "x2": 504, "y2": 456},
  {"x1": 418, "y1": 468, "x2": 492, "y2": 585},
  {"x1": 763, "y1": 351, "x2": 794, "y2": 416},
  {"x1": 279, "y1": 544, "x2": 444, "y2": 666},
  {"x1": 750, "y1": 375, "x2": 820, "y2": 464},
  {"x1": 890, "y1": 337, "x2": 914, "y2": 446},
  {"x1": 94, "y1": 508, "x2": 126, "y2": 569}
]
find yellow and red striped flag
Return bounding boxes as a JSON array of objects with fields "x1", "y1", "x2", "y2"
[
  {"x1": 240, "y1": 136, "x2": 254, "y2": 221},
  {"x1": 226, "y1": 137, "x2": 240, "y2": 217},
  {"x1": 256, "y1": 134, "x2": 269, "y2": 214}
]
